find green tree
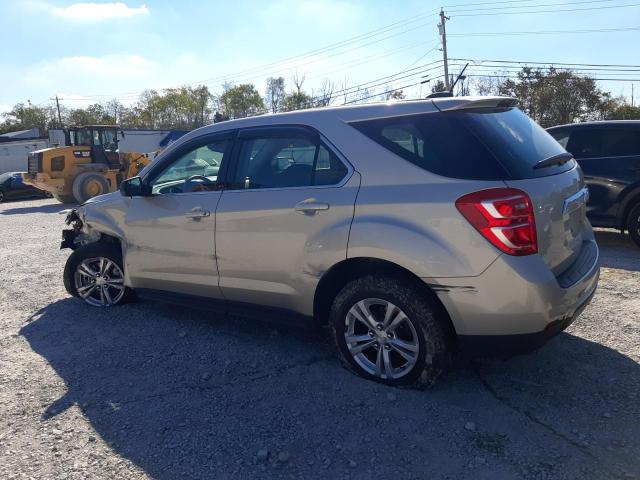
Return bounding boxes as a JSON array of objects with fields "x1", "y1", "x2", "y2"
[
  {"x1": 219, "y1": 84, "x2": 265, "y2": 119},
  {"x1": 0, "y1": 101, "x2": 55, "y2": 134},
  {"x1": 499, "y1": 67, "x2": 607, "y2": 127},
  {"x1": 387, "y1": 90, "x2": 406, "y2": 100},
  {"x1": 431, "y1": 80, "x2": 447, "y2": 93},
  {"x1": 281, "y1": 91, "x2": 314, "y2": 111}
]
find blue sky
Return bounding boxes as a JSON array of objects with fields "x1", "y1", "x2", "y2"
[{"x1": 1, "y1": 0, "x2": 639, "y2": 114}]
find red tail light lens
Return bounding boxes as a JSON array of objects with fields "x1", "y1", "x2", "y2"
[{"x1": 455, "y1": 188, "x2": 537, "y2": 256}]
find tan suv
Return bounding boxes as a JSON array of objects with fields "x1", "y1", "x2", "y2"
[{"x1": 60, "y1": 97, "x2": 599, "y2": 385}]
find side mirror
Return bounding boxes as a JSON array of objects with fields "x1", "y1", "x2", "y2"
[{"x1": 119, "y1": 176, "x2": 150, "y2": 197}]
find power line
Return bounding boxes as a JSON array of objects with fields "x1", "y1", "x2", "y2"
[
  {"x1": 447, "y1": 0, "x2": 625, "y2": 13},
  {"x1": 466, "y1": 74, "x2": 640, "y2": 81},
  {"x1": 444, "y1": 0, "x2": 557, "y2": 8},
  {"x1": 448, "y1": 26, "x2": 640, "y2": 37},
  {"x1": 343, "y1": 75, "x2": 446, "y2": 104},
  {"x1": 451, "y1": 63, "x2": 640, "y2": 75},
  {"x1": 294, "y1": 61, "x2": 445, "y2": 109},
  {"x1": 450, "y1": 2, "x2": 640, "y2": 17},
  {"x1": 75, "y1": 18, "x2": 439, "y2": 100},
  {"x1": 450, "y1": 58, "x2": 640, "y2": 68}
]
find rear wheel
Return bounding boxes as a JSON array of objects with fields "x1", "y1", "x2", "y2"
[
  {"x1": 330, "y1": 275, "x2": 449, "y2": 386},
  {"x1": 626, "y1": 202, "x2": 640, "y2": 248},
  {"x1": 0, "y1": 189, "x2": 5, "y2": 202},
  {"x1": 64, "y1": 242, "x2": 132, "y2": 307},
  {"x1": 72, "y1": 172, "x2": 111, "y2": 203},
  {"x1": 53, "y1": 193, "x2": 77, "y2": 204}
]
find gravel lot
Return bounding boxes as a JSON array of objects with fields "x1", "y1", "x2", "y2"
[{"x1": 0, "y1": 197, "x2": 638, "y2": 480}]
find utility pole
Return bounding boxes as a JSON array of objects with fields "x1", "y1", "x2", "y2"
[
  {"x1": 632, "y1": 83, "x2": 635, "y2": 107},
  {"x1": 438, "y1": 8, "x2": 450, "y2": 90},
  {"x1": 50, "y1": 95, "x2": 63, "y2": 127}
]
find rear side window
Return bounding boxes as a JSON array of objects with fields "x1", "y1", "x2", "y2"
[
  {"x1": 566, "y1": 128, "x2": 640, "y2": 158},
  {"x1": 234, "y1": 133, "x2": 348, "y2": 189},
  {"x1": 351, "y1": 107, "x2": 573, "y2": 180}
]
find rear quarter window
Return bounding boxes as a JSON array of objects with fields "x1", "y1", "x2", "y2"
[
  {"x1": 350, "y1": 108, "x2": 573, "y2": 180},
  {"x1": 350, "y1": 112, "x2": 508, "y2": 180}
]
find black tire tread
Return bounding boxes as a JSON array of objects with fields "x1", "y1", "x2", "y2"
[
  {"x1": 63, "y1": 241, "x2": 132, "y2": 304},
  {"x1": 329, "y1": 275, "x2": 449, "y2": 387},
  {"x1": 626, "y1": 202, "x2": 640, "y2": 248}
]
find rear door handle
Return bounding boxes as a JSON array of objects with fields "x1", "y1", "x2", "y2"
[
  {"x1": 185, "y1": 207, "x2": 210, "y2": 219},
  {"x1": 294, "y1": 200, "x2": 330, "y2": 215}
]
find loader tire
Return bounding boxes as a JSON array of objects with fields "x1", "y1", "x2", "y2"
[
  {"x1": 72, "y1": 172, "x2": 111, "y2": 203},
  {"x1": 53, "y1": 193, "x2": 78, "y2": 204}
]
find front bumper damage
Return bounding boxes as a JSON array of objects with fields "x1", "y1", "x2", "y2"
[{"x1": 61, "y1": 209, "x2": 83, "y2": 250}]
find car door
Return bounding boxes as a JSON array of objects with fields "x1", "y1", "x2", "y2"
[
  {"x1": 215, "y1": 126, "x2": 360, "y2": 316},
  {"x1": 122, "y1": 132, "x2": 233, "y2": 299},
  {"x1": 566, "y1": 127, "x2": 640, "y2": 221},
  {"x1": 11, "y1": 173, "x2": 35, "y2": 198}
]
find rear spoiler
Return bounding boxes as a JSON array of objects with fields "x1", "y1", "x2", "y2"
[{"x1": 432, "y1": 96, "x2": 518, "y2": 112}]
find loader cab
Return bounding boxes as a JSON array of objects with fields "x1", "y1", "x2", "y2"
[{"x1": 65, "y1": 126, "x2": 121, "y2": 168}]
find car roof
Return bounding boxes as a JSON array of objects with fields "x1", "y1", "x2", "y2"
[
  {"x1": 167, "y1": 96, "x2": 516, "y2": 151},
  {"x1": 548, "y1": 120, "x2": 640, "y2": 130}
]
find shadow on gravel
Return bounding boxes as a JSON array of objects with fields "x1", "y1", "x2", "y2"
[
  {"x1": 0, "y1": 202, "x2": 70, "y2": 215},
  {"x1": 20, "y1": 298, "x2": 640, "y2": 479}
]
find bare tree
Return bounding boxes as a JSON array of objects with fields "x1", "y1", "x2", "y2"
[
  {"x1": 339, "y1": 77, "x2": 350, "y2": 104},
  {"x1": 292, "y1": 72, "x2": 306, "y2": 95},
  {"x1": 472, "y1": 74, "x2": 505, "y2": 96},
  {"x1": 265, "y1": 77, "x2": 286, "y2": 113},
  {"x1": 313, "y1": 79, "x2": 335, "y2": 107}
]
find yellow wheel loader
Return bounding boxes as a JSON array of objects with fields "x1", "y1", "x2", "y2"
[{"x1": 22, "y1": 125, "x2": 151, "y2": 204}]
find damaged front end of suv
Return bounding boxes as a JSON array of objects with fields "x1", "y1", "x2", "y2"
[{"x1": 59, "y1": 191, "x2": 127, "y2": 252}]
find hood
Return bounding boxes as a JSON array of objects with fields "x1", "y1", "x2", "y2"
[{"x1": 80, "y1": 191, "x2": 122, "y2": 207}]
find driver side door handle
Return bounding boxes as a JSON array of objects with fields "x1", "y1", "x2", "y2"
[
  {"x1": 294, "y1": 199, "x2": 330, "y2": 215},
  {"x1": 185, "y1": 207, "x2": 210, "y2": 219}
]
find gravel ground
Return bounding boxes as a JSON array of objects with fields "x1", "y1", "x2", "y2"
[{"x1": 0, "y1": 197, "x2": 638, "y2": 480}]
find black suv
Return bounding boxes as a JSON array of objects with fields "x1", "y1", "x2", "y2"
[{"x1": 548, "y1": 121, "x2": 640, "y2": 247}]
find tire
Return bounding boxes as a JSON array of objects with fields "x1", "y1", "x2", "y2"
[
  {"x1": 64, "y1": 242, "x2": 133, "y2": 307},
  {"x1": 330, "y1": 275, "x2": 449, "y2": 387},
  {"x1": 0, "y1": 189, "x2": 5, "y2": 203},
  {"x1": 53, "y1": 193, "x2": 78, "y2": 204},
  {"x1": 626, "y1": 202, "x2": 640, "y2": 248},
  {"x1": 72, "y1": 172, "x2": 111, "y2": 203}
]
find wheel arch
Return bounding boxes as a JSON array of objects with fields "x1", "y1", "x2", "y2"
[
  {"x1": 619, "y1": 184, "x2": 640, "y2": 230},
  {"x1": 313, "y1": 257, "x2": 457, "y2": 341}
]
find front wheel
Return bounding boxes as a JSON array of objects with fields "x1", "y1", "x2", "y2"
[
  {"x1": 330, "y1": 275, "x2": 449, "y2": 386},
  {"x1": 627, "y1": 202, "x2": 640, "y2": 248},
  {"x1": 64, "y1": 242, "x2": 132, "y2": 307}
]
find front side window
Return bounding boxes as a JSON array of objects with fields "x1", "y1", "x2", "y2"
[
  {"x1": 234, "y1": 133, "x2": 347, "y2": 189},
  {"x1": 150, "y1": 140, "x2": 229, "y2": 195}
]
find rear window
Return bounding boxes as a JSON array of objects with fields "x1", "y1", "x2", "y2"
[{"x1": 350, "y1": 107, "x2": 574, "y2": 180}]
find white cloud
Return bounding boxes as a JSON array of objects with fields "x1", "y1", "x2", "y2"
[{"x1": 52, "y1": 2, "x2": 149, "y2": 21}]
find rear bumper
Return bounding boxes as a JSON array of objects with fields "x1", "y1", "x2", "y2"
[
  {"x1": 425, "y1": 239, "x2": 599, "y2": 355},
  {"x1": 456, "y1": 286, "x2": 595, "y2": 357}
]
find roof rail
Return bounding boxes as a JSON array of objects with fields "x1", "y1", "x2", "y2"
[{"x1": 426, "y1": 91, "x2": 453, "y2": 98}]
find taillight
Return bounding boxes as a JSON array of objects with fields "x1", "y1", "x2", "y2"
[{"x1": 455, "y1": 188, "x2": 537, "y2": 256}]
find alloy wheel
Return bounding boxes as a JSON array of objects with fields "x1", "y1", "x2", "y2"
[
  {"x1": 74, "y1": 257, "x2": 125, "y2": 307},
  {"x1": 344, "y1": 298, "x2": 419, "y2": 380}
]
